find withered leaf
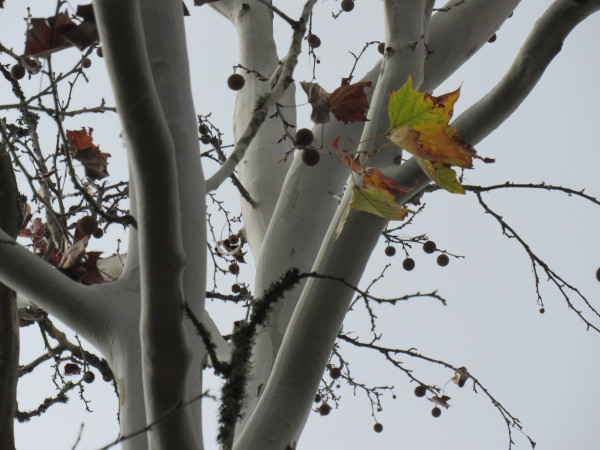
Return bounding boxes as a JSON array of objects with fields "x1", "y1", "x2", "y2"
[
  {"x1": 67, "y1": 128, "x2": 110, "y2": 180},
  {"x1": 431, "y1": 395, "x2": 451, "y2": 408},
  {"x1": 329, "y1": 81, "x2": 372, "y2": 124},
  {"x1": 81, "y1": 251, "x2": 105, "y2": 285},
  {"x1": 451, "y1": 366, "x2": 470, "y2": 387},
  {"x1": 24, "y1": 6, "x2": 99, "y2": 57},
  {"x1": 60, "y1": 237, "x2": 88, "y2": 269},
  {"x1": 25, "y1": 14, "x2": 72, "y2": 57},
  {"x1": 300, "y1": 81, "x2": 331, "y2": 124}
]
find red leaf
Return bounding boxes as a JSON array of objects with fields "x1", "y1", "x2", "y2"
[
  {"x1": 66, "y1": 128, "x2": 110, "y2": 180},
  {"x1": 24, "y1": 7, "x2": 98, "y2": 57},
  {"x1": 332, "y1": 137, "x2": 341, "y2": 150},
  {"x1": 20, "y1": 203, "x2": 32, "y2": 230},
  {"x1": 19, "y1": 217, "x2": 47, "y2": 255},
  {"x1": 80, "y1": 251, "x2": 105, "y2": 285},
  {"x1": 329, "y1": 81, "x2": 372, "y2": 124},
  {"x1": 24, "y1": 13, "x2": 73, "y2": 58},
  {"x1": 338, "y1": 152, "x2": 364, "y2": 174}
]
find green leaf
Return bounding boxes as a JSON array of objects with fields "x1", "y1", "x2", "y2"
[
  {"x1": 350, "y1": 185, "x2": 411, "y2": 220},
  {"x1": 417, "y1": 159, "x2": 465, "y2": 194}
]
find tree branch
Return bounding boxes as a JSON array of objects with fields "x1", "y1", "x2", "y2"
[
  {"x1": 0, "y1": 148, "x2": 19, "y2": 450},
  {"x1": 93, "y1": 0, "x2": 196, "y2": 447},
  {"x1": 234, "y1": 3, "x2": 434, "y2": 445},
  {"x1": 453, "y1": 0, "x2": 600, "y2": 145},
  {"x1": 205, "y1": 0, "x2": 314, "y2": 193}
]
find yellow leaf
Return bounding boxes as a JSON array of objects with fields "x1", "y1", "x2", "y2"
[{"x1": 387, "y1": 76, "x2": 482, "y2": 170}]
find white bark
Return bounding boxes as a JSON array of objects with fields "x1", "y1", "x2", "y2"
[
  {"x1": 422, "y1": 0, "x2": 521, "y2": 92},
  {"x1": 239, "y1": 0, "x2": 524, "y2": 435},
  {"x1": 1, "y1": 0, "x2": 598, "y2": 449},
  {"x1": 206, "y1": 0, "x2": 315, "y2": 256},
  {"x1": 94, "y1": 0, "x2": 202, "y2": 447},
  {"x1": 454, "y1": 0, "x2": 600, "y2": 144},
  {"x1": 234, "y1": 3, "x2": 433, "y2": 448}
]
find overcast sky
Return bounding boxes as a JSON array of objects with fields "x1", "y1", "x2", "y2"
[{"x1": 2, "y1": 1, "x2": 599, "y2": 449}]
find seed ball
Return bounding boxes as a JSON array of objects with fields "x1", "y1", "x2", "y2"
[
  {"x1": 83, "y1": 371, "x2": 95, "y2": 383},
  {"x1": 10, "y1": 64, "x2": 25, "y2": 80},
  {"x1": 82, "y1": 58, "x2": 92, "y2": 68},
  {"x1": 402, "y1": 257, "x2": 415, "y2": 271},
  {"x1": 102, "y1": 373, "x2": 112, "y2": 382},
  {"x1": 423, "y1": 241, "x2": 436, "y2": 254},
  {"x1": 414, "y1": 385, "x2": 426, "y2": 397},
  {"x1": 227, "y1": 73, "x2": 245, "y2": 91},
  {"x1": 377, "y1": 42, "x2": 385, "y2": 54},
  {"x1": 77, "y1": 215, "x2": 98, "y2": 235},
  {"x1": 239, "y1": 287, "x2": 249, "y2": 296},
  {"x1": 488, "y1": 34, "x2": 497, "y2": 43},
  {"x1": 539, "y1": 307, "x2": 545, "y2": 314},
  {"x1": 384, "y1": 245, "x2": 396, "y2": 257},
  {"x1": 295, "y1": 128, "x2": 314, "y2": 147},
  {"x1": 318, "y1": 403, "x2": 331, "y2": 416},
  {"x1": 373, "y1": 423, "x2": 383, "y2": 433},
  {"x1": 96, "y1": 47, "x2": 103, "y2": 57},
  {"x1": 228, "y1": 263, "x2": 239, "y2": 275},
  {"x1": 199, "y1": 124, "x2": 210, "y2": 135},
  {"x1": 200, "y1": 134, "x2": 211, "y2": 144},
  {"x1": 302, "y1": 148, "x2": 320, "y2": 166},
  {"x1": 341, "y1": 0, "x2": 354, "y2": 12},
  {"x1": 92, "y1": 228, "x2": 104, "y2": 239},
  {"x1": 596, "y1": 267, "x2": 600, "y2": 282},
  {"x1": 329, "y1": 367, "x2": 342, "y2": 379},
  {"x1": 307, "y1": 34, "x2": 321, "y2": 48},
  {"x1": 436, "y1": 254, "x2": 449, "y2": 267},
  {"x1": 229, "y1": 234, "x2": 239, "y2": 245},
  {"x1": 314, "y1": 394, "x2": 322, "y2": 403},
  {"x1": 231, "y1": 284, "x2": 241, "y2": 293},
  {"x1": 431, "y1": 407, "x2": 442, "y2": 418}
]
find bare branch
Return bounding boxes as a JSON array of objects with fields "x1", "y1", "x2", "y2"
[
  {"x1": 474, "y1": 191, "x2": 600, "y2": 332},
  {"x1": 205, "y1": 0, "x2": 317, "y2": 191}
]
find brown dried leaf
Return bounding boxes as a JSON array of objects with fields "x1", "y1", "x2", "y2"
[
  {"x1": 431, "y1": 395, "x2": 451, "y2": 408},
  {"x1": 60, "y1": 237, "x2": 88, "y2": 269},
  {"x1": 24, "y1": 13, "x2": 73, "y2": 57},
  {"x1": 451, "y1": 366, "x2": 470, "y2": 387},
  {"x1": 300, "y1": 81, "x2": 331, "y2": 124},
  {"x1": 67, "y1": 128, "x2": 110, "y2": 179},
  {"x1": 329, "y1": 81, "x2": 372, "y2": 124}
]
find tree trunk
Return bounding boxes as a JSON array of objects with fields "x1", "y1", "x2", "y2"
[{"x1": 0, "y1": 149, "x2": 20, "y2": 450}]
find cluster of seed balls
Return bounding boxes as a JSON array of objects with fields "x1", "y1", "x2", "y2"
[
  {"x1": 314, "y1": 366, "x2": 386, "y2": 432},
  {"x1": 9, "y1": 51, "x2": 96, "y2": 81},
  {"x1": 413, "y1": 384, "x2": 443, "y2": 418},
  {"x1": 225, "y1": 71, "x2": 320, "y2": 166},
  {"x1": 385, "y1": 241, "x2": 449, "y2": 270}
]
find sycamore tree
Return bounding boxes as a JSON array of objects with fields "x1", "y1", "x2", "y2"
[{"x1": 1, "y1": 0, "x2": 599, "y2": 449}]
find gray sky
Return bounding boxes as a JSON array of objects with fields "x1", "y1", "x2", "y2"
[{"x1": 2, "y1": 1, "x2": 599, "y2": 449}]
